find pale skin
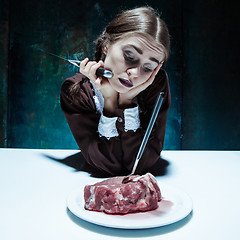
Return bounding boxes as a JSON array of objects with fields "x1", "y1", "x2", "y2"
[{"x1": 79, "y1": 35, "x2": 164, "y2": 116}]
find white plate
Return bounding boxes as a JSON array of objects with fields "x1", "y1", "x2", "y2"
[{"x1": 67, "y1": 181, "x2": 193, "y2": 229}]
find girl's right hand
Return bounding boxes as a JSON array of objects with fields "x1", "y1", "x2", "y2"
[
  {"x1": 79, "y1": 58, "x2": 103, "y2": 84},
  {"x1": 79, "y1": 58, "x2": 118, "y2": 115},
  {"x1": 79, "y1": 58, "x2": 112, "y2": 93}
]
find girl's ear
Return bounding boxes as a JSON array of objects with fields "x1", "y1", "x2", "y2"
[{"x1": 102, "y1": 39, "x2": 110, "y2": 55}]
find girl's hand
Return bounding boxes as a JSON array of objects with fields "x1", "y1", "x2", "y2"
[
  {"x1": 80, "y1": 58, "x2": 118, "y2": 116},
  {"x1": 79, "y1": 58, "x2": 112, "y2": 93},
  {"x1": 119, "y1": 63, "x2": 163, "y2": 107},
  {"x1": 79, "y1": 58, "x2": 103, "y2": 84}
]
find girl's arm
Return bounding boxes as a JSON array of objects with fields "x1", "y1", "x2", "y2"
[
  {"x1": 60, "y1": 74, "x2": 123, "y2": 176},
  {"x1": 119, "y1": 69, "x2": 171, "y2": 174},
  {"x1": 60, "y1": 70, "x2": 170, "y2": 176}
]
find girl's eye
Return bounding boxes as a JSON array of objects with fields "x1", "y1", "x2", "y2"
[
  {"x1": 142, "y1": 65, "x2": 153, "y2": 72},
  {"x1": 123, "y1": 51, "x2": 136, "y2": 62}
]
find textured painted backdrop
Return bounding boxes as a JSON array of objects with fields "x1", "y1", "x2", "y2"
[{"x1": 0, "y1": 0, "x2": 239, "y2": 149}]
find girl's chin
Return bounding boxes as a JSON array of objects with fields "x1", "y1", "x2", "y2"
[
  {"x1": 114, "y1": 87, "x2": 130, "y2": 94},
  {"x1": 110, "y1": 83, "x2": 131, "y2": 93}
]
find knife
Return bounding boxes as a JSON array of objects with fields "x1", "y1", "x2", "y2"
[{"x1": 122, "y1": 92, "x2": 165, "y2": 183}]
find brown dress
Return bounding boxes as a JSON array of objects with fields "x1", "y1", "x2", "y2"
[{"x1": 60, "y1": 69, "x2": 171, "y2": 176}]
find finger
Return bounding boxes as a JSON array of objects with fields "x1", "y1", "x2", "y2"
[
  {"x1": 89, "y1": 61, "x2": 104, "y2": 80},
  {"x1": 84, "y1": 61, "x2": 97, "y2": 75},
  {"x1": 98, "y1": 60, "x2": 104, "y2": 66},
  {"x1": 140, "y1": 63, "x2": 162, "y2": 89},
  {"x1": 79, "y1": 58, "x2": 89, "y2": 73},
  {"x1": 131, "y1": 63, "x2": 163, "y2": 95},
  {"x1": 151, "y1": 62, "x2": 163, "y2": 79}
]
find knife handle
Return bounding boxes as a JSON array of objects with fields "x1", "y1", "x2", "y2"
[{"x1": 67, "y1": 59, "x2": 113, "y2": 79}]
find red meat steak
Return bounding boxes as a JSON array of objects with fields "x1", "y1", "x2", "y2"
[{"x1": 84, "y1": 173, "x2": 161, "y2": 214}]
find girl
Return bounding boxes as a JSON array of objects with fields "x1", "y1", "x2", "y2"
[{"x1": 60, "y1": 6, "x2": 171, "y2": 177}]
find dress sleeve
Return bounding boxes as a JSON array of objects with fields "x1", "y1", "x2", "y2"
[
  {"x1": 60, "y1": 73, "x2": 123, "y2": 176},
  {"x1": 119, "y1": 69, "x2": 171, "y2": 174}
]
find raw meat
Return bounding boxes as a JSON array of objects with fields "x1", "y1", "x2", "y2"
[{"x1": 84, "y1": 173, "x2": 161, "y2": 214}]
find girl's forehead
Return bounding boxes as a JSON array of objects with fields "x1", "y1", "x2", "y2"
[{"x1": 114, "y1": 35, "x2": 164, "y2": 60}]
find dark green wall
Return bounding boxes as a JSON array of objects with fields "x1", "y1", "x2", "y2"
[
  {"x1": 0, "y1": 0, "x2": 239, "y2": 149},
  {"x1": 0, "y1": 0, "x2": 9, "y2": 147},
  {"x1": 182, "y1": 0, "x2": 240, "y2": 149}
]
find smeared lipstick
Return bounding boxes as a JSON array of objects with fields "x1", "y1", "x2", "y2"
[{"x1": 119, "y1": 78, "x2": 133, "y2": 88}]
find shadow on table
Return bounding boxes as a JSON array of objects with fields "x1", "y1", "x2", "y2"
[
  {"x1": 42, "y1": 151, "x2": 169, "y2": 178},
  {"x1": 66, "y1": 208, "x2": 193, "y2": 237}
]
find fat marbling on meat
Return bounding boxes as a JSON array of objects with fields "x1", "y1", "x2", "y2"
[{"x1": 84, "y1": 173, "x2": 161, "y2": 214}]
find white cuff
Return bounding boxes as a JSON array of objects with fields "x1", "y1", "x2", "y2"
[
  {"x1": 124, "y1": 106, "x2": 140, "y2": 132},
  {"x1": 90, "y1": 81, "x2": 104, "y2": 114},
  {"x1": 98, "y1": 114, "x2": 119, "y2": 139}
]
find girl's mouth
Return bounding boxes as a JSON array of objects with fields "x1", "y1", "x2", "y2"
[{"x1": 119, "y1": 78, "x2": 133, "y2": 88}]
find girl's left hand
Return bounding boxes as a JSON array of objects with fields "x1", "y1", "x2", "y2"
[{"x1": 118, "y1": 63, "x2": 162, "y2": 107}]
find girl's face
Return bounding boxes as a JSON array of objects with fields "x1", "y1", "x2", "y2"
[{"x1": 103, "y1": 35, "x2": 164, "y2": 93}]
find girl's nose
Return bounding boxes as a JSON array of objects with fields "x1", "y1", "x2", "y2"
[{"x1": 127, "y1": 67, "x2": 140, "y2": 78}]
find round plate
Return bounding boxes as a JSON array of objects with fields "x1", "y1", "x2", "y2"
[{"x1": 67, "y1": 181, "x2": 193, "y2": 229}]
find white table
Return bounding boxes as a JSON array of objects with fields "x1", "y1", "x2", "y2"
[{"x1": 0, "y1": 149, "x2": 239, "y2": 240}]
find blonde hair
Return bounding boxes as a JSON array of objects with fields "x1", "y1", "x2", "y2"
[{"x1": 95, "y1": 7, "x2": 170, "y2": 61}]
